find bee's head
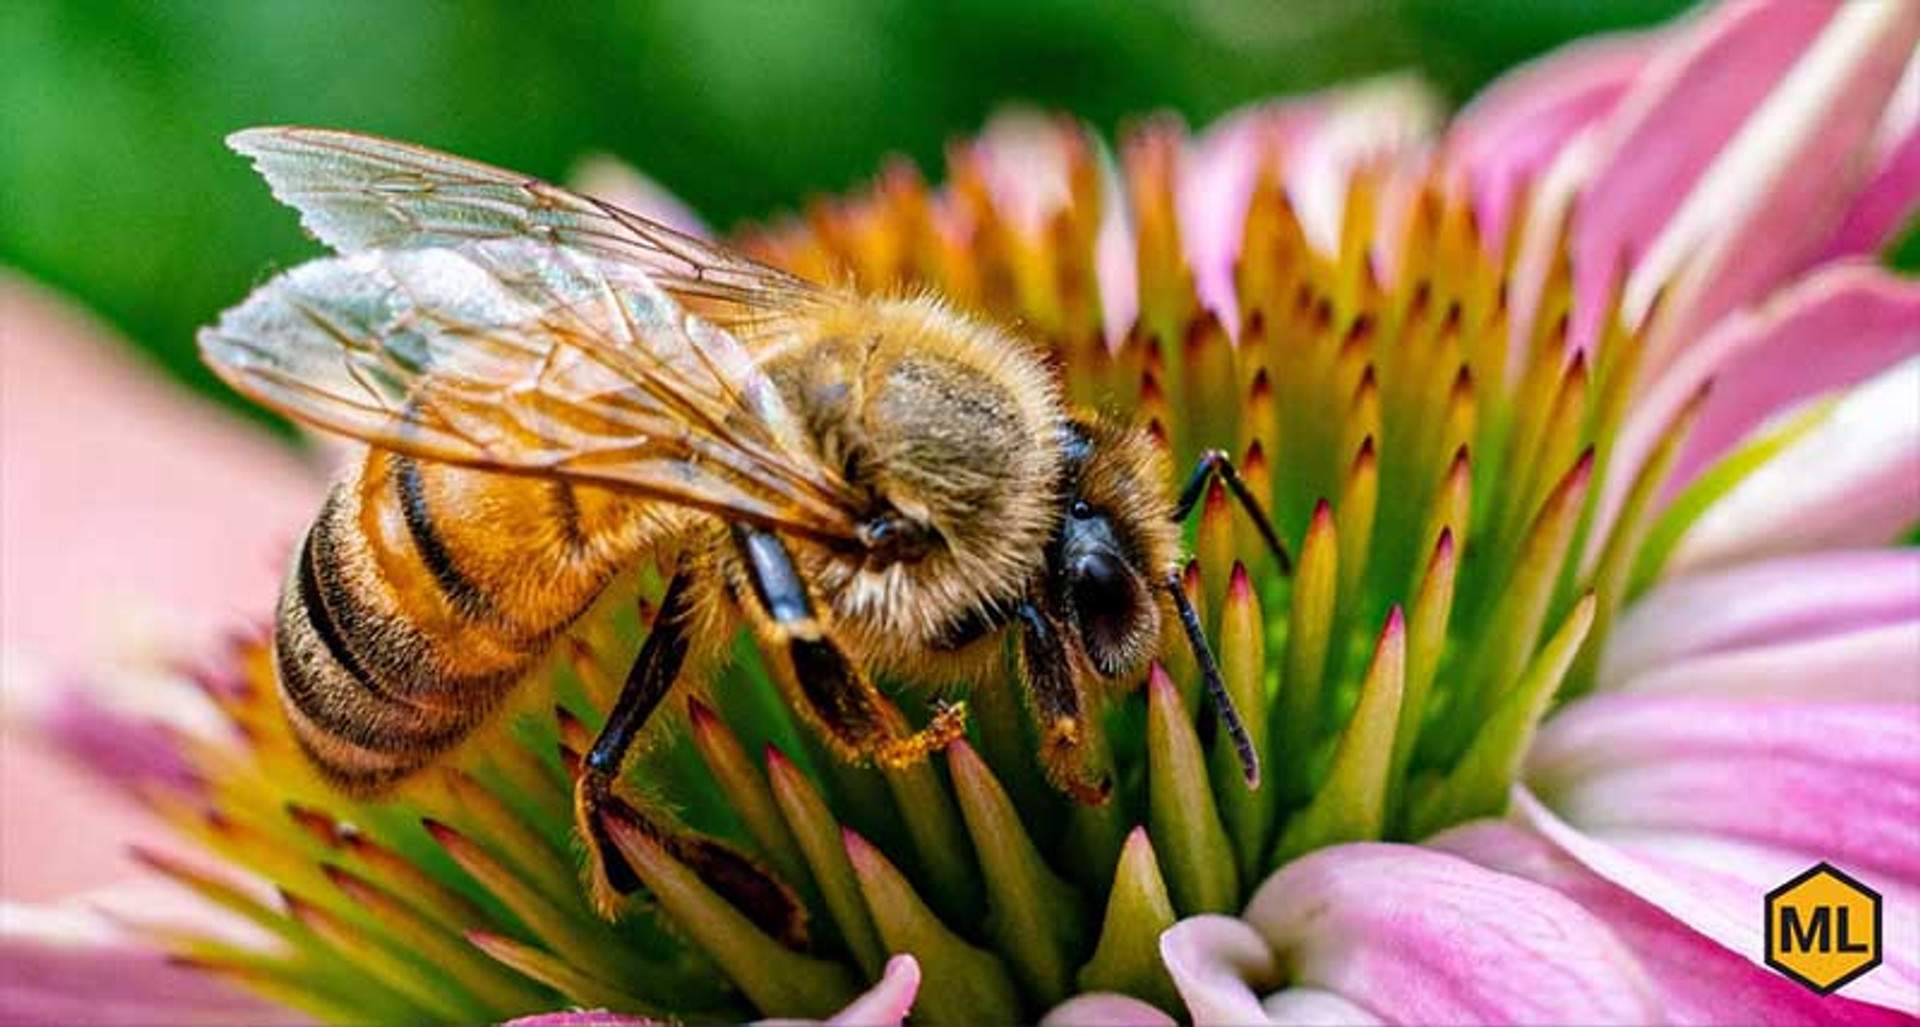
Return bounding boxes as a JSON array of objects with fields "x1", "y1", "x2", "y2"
[{"x1": 1049, "y1": 417, "x2": 1180, "y2": 679}]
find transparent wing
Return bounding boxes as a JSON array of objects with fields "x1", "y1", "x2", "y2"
[
  {"x1": 226, "y1": 125, "x2": 822, "y2": 332},
  {"x1": 199, "y1": 237, "x2": 861, "y2": 542}
]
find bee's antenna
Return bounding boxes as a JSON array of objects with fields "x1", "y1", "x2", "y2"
[{"x1": 1164, "y1": 572, "x2": 1260, "y2": 788}]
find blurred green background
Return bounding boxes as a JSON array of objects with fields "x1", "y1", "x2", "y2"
[{"x1": 2, "y1": 0, "x2": 1697, "y2": 418}]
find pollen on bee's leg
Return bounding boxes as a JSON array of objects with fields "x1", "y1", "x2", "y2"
[
  {"x1": 1041, "y1": 715, "x2": 1112, "y2": 805},
  {"x1": 872, "y1": 698, "x2": 969, "y2": 768}
]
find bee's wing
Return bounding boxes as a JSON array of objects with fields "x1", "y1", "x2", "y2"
[
  {"x1": 199, "y1": 237, "x2": 863, "y2": 543},
  {"x1": 226, "y1": 126, "x2": 819, "y2": 331}
]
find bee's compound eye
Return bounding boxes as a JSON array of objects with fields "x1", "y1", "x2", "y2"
[{"x1": 1070, "y1": 500, "x2": 1095, "y2": 520}]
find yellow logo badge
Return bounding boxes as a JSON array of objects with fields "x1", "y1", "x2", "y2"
[{"x1": 1765, "y1": 863, "x2": 1882, "y2": 994}]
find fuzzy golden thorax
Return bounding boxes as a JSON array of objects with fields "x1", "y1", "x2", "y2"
[{"x1": 751, "y1": 293, "x2": 1066, "y2": 673}]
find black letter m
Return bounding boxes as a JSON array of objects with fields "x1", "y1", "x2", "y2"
[{"x1": 1780, "y1": 906, "x2": 1831, "y2": 953}]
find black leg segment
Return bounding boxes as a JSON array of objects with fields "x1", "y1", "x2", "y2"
[
  {"x1": 578, "y1": 571, "x2": 695, "y2": 896},
  {"x1": 1165, "y1": 572, "x2": 1261, "y2": 787},
  {"x1": 1174, "y1": 448, "x2": 1292, "y2": 574},
  {"x1": 734, "y1": 524, "x2": 964, "y2": 767},
  {"x1": 573, "y1": 570, "x2": 806, "y2": 943}
]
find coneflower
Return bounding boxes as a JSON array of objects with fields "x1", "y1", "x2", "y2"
[{"x1": 6, "y1": 1, "x2": 1916, "y2": 1024}]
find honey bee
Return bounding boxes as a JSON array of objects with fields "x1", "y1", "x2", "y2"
[{"x1": 200, "y1": 128, "x2": 1288, "y2": 929}]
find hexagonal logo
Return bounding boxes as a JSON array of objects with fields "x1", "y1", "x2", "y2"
[{"x1": 1765, "y1": 862, "x2": 1882, "y2": 994}]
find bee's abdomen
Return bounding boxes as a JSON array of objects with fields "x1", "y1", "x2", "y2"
[{"x1": 276, "y1": 451, "x2": 645, "y2": 792}]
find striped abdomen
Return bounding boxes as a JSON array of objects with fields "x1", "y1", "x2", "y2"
[{"x1": 277, "y1": 450, "x2": 652, "y2": 792}]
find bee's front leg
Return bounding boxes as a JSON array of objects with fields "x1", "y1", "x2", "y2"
[
  {"x1": 1015, "y1": 601, "x2": 1112, "y2": 805},
  {"x1": 733, "y1": 524, "x2": 967, "y2": 768},
  {"x1": 1173, "y1": 448, "x2": 1292, "y2": 572},
  {"x1": 573, "y1": 571, "x2": 804, "y2": 945}
]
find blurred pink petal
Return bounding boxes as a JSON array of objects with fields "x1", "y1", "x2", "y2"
[
  {"x1": 1528, "y1": 693, "x2": 1920, "y2": 883},
  {"x1": 1238, "y1": 843, "x2": 1658, "y2": 1024},
  {"x1": 1447, "y1": 30, "x2": 1653, "y2": 255},
  {"x1": 1504, "y1": 126, "x2": 1605, "y2": 381},
  {"x1": 1668, "y1": 357, "x2": 1920, "y2": 573},
  {"x1": 0, "y1": 276, "x2": 319, "y2": 901},
  {"x1": 569, "y1": 155, "x2": 710, "y2": 238},
  {"x1": 1040, "y1": 993, "x2": 1179, "y2": 1027},
  {"x1": 1437, "y1": 820, "x2": 1912, "y2": 1025},
  {"x1": 1566, "y1": 0, "x2": 1835, "y2": 355},
  {"x1": 970, "y1": 110, "x2": 1083, "y2": 237},
  {"x1": 0, "y1": 740, "x2": 166, "y2": 903},
  {"x1": 0, "y1": 899, "x2": 295, "y2": 1026},
  {"x1": 1626, "y1": 1, "x2": 1920, "y2": 371},
  {"x1": 1181, "y1": 101, "x2": 1321, "y2": 330},
  {"x1": 32, "y1": 674, "x2": 205, "y2": 796},
  {"x1": 1159, "y1": 914, "x2": 1278, "y2": 1025},
  {"x1": 0, "y1": 275, "x2": 320, "y2": 676},
  {"x1": 1282, "y1": 78, "x2": 1439, "y2": 262},
  {"x1": 1596, "y1": 263, "x2": 1920, "y2": 542},
  {"x1": 1096, "y1": 143, "x2": 1137, "y2": 352},
  {"x1": 1513, "y1": 789, "x2": 1920, "y2": 1014},
  {"x1": 1817, "y1": 51, "x2": 1920, "y2": 261}
]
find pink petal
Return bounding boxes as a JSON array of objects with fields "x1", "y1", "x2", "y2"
[
  {"x1": 505, "y1": 1014, "x2": 656, "y2": 1027},
  {"x1": 1240, "y1": 843, "x2": 1658, "y2": 1024},
  {"x1": 569, "y1": 155, "x2": 710, "y2": 238},
  {"x1": 5, "y1": 646, "x2": 235, "y2": 804},
  {"x1": 1365, "y1": 160, "x2": 1430, "y2": 292},
  {"x1": 970, "y1": 110, "x2": 1083, "y2": 237},
  {"x1": 0, "y1": 277, "x2": 315, "y2": 900},
  {"x1": 0, "y1": 738, "x2": 168, "y2": 901},
  {"x1": 1182, "y1": 101, "x2": 1323, "y2": 334},
  {"x1": 1096, "y1": 144, "x2": 1138, "y2": 352},
  {"x1": 1504, "y1": 128, "x2": 1606, "y2": 383},
  {"x1": 1565, "y1": 0, "x2": 1836, "y2": 356},
  {"x1": 1446, "y1": 29, "x2": 1655, "y2": 256},
  {"x1": 1817, "y1": 50, "x2": 1920, "y2": 262},
  {"x1": 1039, "y1": 993, "x2": 1178, "y2": 1027},
  {"x1": 0, "y1": 275, "x2": 321, "y2": 678},
  {"x1": 1626, "y1": 1, "x2": 1920, "y2": 372},
  {"x1": 1602, "y1": 549, "x2": 1920, "y2": 686},
  {"x1": 823, "y1": 954, "x2": 919, "y2": 1027},
  {"x1": 1667, "y1": 357, "x2": 1920, "y2": 574},
  {"x1": 1281, "y1": 78, "x2": 1439, "y2": 262},
  {"x1": 1513, "y1": 789, "x2": 1920, "y2": 1014},
  {"x1": 1528, "y1": 692, "x2": 1920, "y2": 884},
  {"x1": 1436, "y1": 820, "x2": 1912, "y2": 1025},
  {"x1": 32, "y1": 675, "x2": 206, "y2": 795},
  {"x1": 1259, "y1": 988, "x2": 1381, "y2": 1026},
  {"x1": 0, "y1": 900, "x2": 296, "y2": 1026},
  {"x1": 1595, "y1": 264, "x2": 1920, "y2": 548},
  {"x1": 1609, "y1": 622, "x2": 1920, "y2": 702},
  {"x1": 1158, "y1": 914, "x2": 1281, "y2": 1025},
  {"x1": 750, "y1": 954, "x2": 920, "y2": 1027}
]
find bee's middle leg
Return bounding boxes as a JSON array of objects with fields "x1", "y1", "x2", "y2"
[
  {"x1": 734, "y1": 524, "x2": 966, "y2": 767},
  {"x1": 574, "y1": 571, "x2": 802, "y2": 943}
]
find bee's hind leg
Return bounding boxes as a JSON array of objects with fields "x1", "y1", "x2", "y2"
[
  {"x1": 573, "y1": 571, "x2": 804, "y2": 945},
  {"x1": 733, "y1": 524, "x2": 967, "y2": 768}
]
